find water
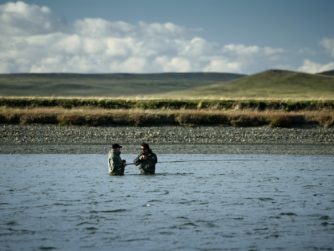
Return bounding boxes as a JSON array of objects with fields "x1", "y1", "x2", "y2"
[{"x1": 0, "y1": 154, "x2": 333, "y2": 251}]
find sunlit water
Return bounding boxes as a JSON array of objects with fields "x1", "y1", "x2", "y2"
[{"x1": 0, "y1": 154, "x2": 333, "y2": 251}]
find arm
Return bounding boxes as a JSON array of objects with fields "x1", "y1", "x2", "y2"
[
  {"x1": 112, "y1": 155, "x2": 124, "y2": 170},
  {"x1": 134, "y1": 154, "x2": 142, "y2": 166},
  {"x1": 108, "y1": 151, "x2": 113, "y2": 167},
  {"x1": 150, "y1": 153, "x2": 158, "y2": 164}
]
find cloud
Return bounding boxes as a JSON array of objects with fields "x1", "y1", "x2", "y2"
[
  {"x1": 0, "y1": 1, "x2": 289, "y2": 73},
  {"x1": 298, "y1": 59, "x2": 334, "y2": 74},
  {"x1": 204, "y1": 58, "x2": 241, "y2": 73},
  {"x1": 155, "y1": 56, "x2": 191, "y2": 72},
  {"x1": 223, "y1": 44, "x2": 260, "y2": 56},
  {"x1": 296, "y1": 37, "x2": 334, "y2": 73},
  {"x1": 298, "y1": 47, "x2": 316, "y2": 56},
  {"x1": 0, "y1": 1, "x2": 64, "y2": 36},
  {"x1": 321, "y1": 37, "x2": 334, "y2": 58},
  {"x1": 223, "y1": 44, "x2": 284, "y2": 58},
  {"x1": 74, "y1": 18, "x2": 133, "y2": 38},
  {"x1": 220, "y1": 44, "x2": 285, "y2": 72}
]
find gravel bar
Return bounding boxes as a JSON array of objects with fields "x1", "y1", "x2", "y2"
[{"x1": 1, "y1": 124, "x2": 334, "y2": 154}]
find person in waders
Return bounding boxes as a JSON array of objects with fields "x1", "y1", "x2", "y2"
[
  {"x1": 108, "y1": 143, "x2": 126, "y2": 175},
  {"x1": 134, "y1": 143, "x2": 158, "y2": 175}
]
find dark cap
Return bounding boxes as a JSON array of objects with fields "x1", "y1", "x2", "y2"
[
  {"x1": 112, "y1": 143, "x2": 122, "y2": 149},
  {"x1": 141, "y1": 142, "x2": 150, "y2": 149}
]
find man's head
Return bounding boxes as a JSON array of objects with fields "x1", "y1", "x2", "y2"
[
  {"x1": 112, "y1": 143, "x2": 122, "y2": 151},
  {"x1": 140, "y1": 142, "x2": 150, "y2": 154}
]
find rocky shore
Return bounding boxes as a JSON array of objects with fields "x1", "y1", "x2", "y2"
[{"x1": 1, "y1": 124, "x2": 334, "y2": 154}]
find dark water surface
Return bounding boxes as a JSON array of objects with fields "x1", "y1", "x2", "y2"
[{"x1": 0, "y1": 154, "x2": 333, "y2": 251}]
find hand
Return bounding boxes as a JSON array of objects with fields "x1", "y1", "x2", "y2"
[{"x1": 139, "y1": 155, "x2": 147, "y2": 160}]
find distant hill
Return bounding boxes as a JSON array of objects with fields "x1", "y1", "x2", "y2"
[
  {"x1": 1, "y1": 70, "x2": 333, "y2": 99},
  {"x1": 318, "y1": 70, "x2": 334, "y2": 76},
  {"x1": 171, "y1": 69, "x2": 334, "y2": 99},
  {"x1": 0, "y1": 72, "x2": 244, "y2": 97}
]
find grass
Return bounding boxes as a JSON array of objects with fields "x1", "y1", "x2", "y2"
[
  {"x1": 1, "y1": 97, "x2": 333, "y2": 111},
  {"x1": 1, "y1": 69, "x2": 333, "y2": 127},
  {"x1": 1, "y1": 70, "x2": 333, "y2": 99},
  {"x1": 0, "y1": 72, "x2": 243, "y2": 97},
  {"x1": 170, "y1": 70, "x2": 334, "y2": 99},
  {"x1": 1, "y1": 107, "x2": 333, "y2": 128}
]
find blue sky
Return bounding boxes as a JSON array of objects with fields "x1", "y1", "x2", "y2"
[{"x1": 0, "y1": 0, "x2": 334, "y2": 74}]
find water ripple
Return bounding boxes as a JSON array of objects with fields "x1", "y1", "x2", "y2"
[{"x1": 0, "y1": 153, "x2": 333, "y2": 251}]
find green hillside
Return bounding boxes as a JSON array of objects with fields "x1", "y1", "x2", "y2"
[
  {"x1": 0, "y1": 72, "x2": 243, "y2": 97},
  {"x1": 1, "y1": 70, "x2": 333, "y2": 99},
  {"x1": 172, "y1": 70, "x2": 334, "y2": 99},
  {"x1": 319, "y1": 70, "x2": 334, "y2": 76}
]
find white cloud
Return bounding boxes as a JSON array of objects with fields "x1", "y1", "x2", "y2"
[
  {"x1": 0, "y1": 1, "x2": 290, "y2": 74},
  {"x1": 155, "y1": 56, "x2": 192, "y2": 72},
  {"x1": 204, "y1": 58, "x2": 242, "y2": 73},
  {"x1": 298, "y1": 59, "x2": 334, "y2": 73},
  {"x1": 0, "y1": 1, "x2": 64, "y2": 35},
  {"x1": 321, "y1": 37, "x2": 334, "y2": 58},
  {"x1": 223, "y1": 44, "x2": 284, "y2": 58},
  {"x1": 74, "y1": 18, "x2": 133, "y2": 38},
  {"x1": 139, "y1": 21, "x2": 186, "y2": 39},
  {"x1": 263, "y1": 47, "x2": 285, "y2": 57},
  {"x1": 116, "y1": 57, "x2": 148, "y2": 72},
  {"x1": 296, "y1": 37, "x2": 334, "y2": 73},
  {"x1": 223, "y1": 44, "x2": 260, "y2": 56},
  {"x1": 298, "y1": 47, "x2": 316, "y2": 56}
]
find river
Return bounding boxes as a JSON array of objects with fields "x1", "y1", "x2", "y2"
[{"x1": 0, "y1": 153, "x2": 333, "y2": 250}]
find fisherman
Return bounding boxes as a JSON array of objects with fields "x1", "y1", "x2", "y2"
[
  {"x1": 134, "y1": 142, "x2": 158, "y2": 175},
  {"x1": 108, "y1": 143, "x2": 126, "y2": 175}
]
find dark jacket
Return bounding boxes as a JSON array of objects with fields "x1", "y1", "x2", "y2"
[
  {"x1": 108, "y1": 151, "x2": 125, "y2": 175},
  {"x1": 134, "y1": 151, "x2": 158, "y2": 175}
]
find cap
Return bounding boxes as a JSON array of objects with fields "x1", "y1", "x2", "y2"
[
  {"x1": 112, "y1": 143, "x2": 122, "y2": 149},
  {"x1": 141, "y1": 142, "x2": 150, "y2": 149}
]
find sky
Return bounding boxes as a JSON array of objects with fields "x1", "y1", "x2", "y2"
[{"x1": 0, "y1": 0, "x2": 334, "y2": 74}]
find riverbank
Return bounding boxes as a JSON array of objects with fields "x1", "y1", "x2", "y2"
[{"x1": 1, "y1": 124, "x2": 334, "y2": 154}]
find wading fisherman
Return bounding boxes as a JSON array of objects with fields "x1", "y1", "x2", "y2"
[
  {"x1": 134, "y1": 143, "x2": 158, "y2": 175},
  {"x1": 108, "y1": 143, "x2": 126, "y2": 176}
]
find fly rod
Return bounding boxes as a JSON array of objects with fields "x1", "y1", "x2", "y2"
[{"x1": 125, "y1": 159, "x2": 255, "y2": 166}]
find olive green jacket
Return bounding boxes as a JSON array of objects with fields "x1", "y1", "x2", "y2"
[
  {"x1": 108, "y1": 150, "x2": 125, "y2": 175},
  {"x1": 134, "y1": 152, "x2": 158, "y2": 175}
]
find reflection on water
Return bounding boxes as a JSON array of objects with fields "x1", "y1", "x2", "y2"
[{"x1": 0, "y1": 154, "x2": 333, "y2": 251}]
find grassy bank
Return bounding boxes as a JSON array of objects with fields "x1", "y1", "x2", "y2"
[
  {"x1": 1, "y1": 107, "x2": 333, "y2": 128},
  {"x1": 1, "y1": 97, "x2": 334, "y2": 111},
  {"x1": 2, "y1": 69, "x2": 332, "y2": 128}
]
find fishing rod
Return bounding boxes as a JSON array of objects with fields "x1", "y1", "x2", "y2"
[{"x1": 125, "y1": 159, "x2": 255, "y2": 166}]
